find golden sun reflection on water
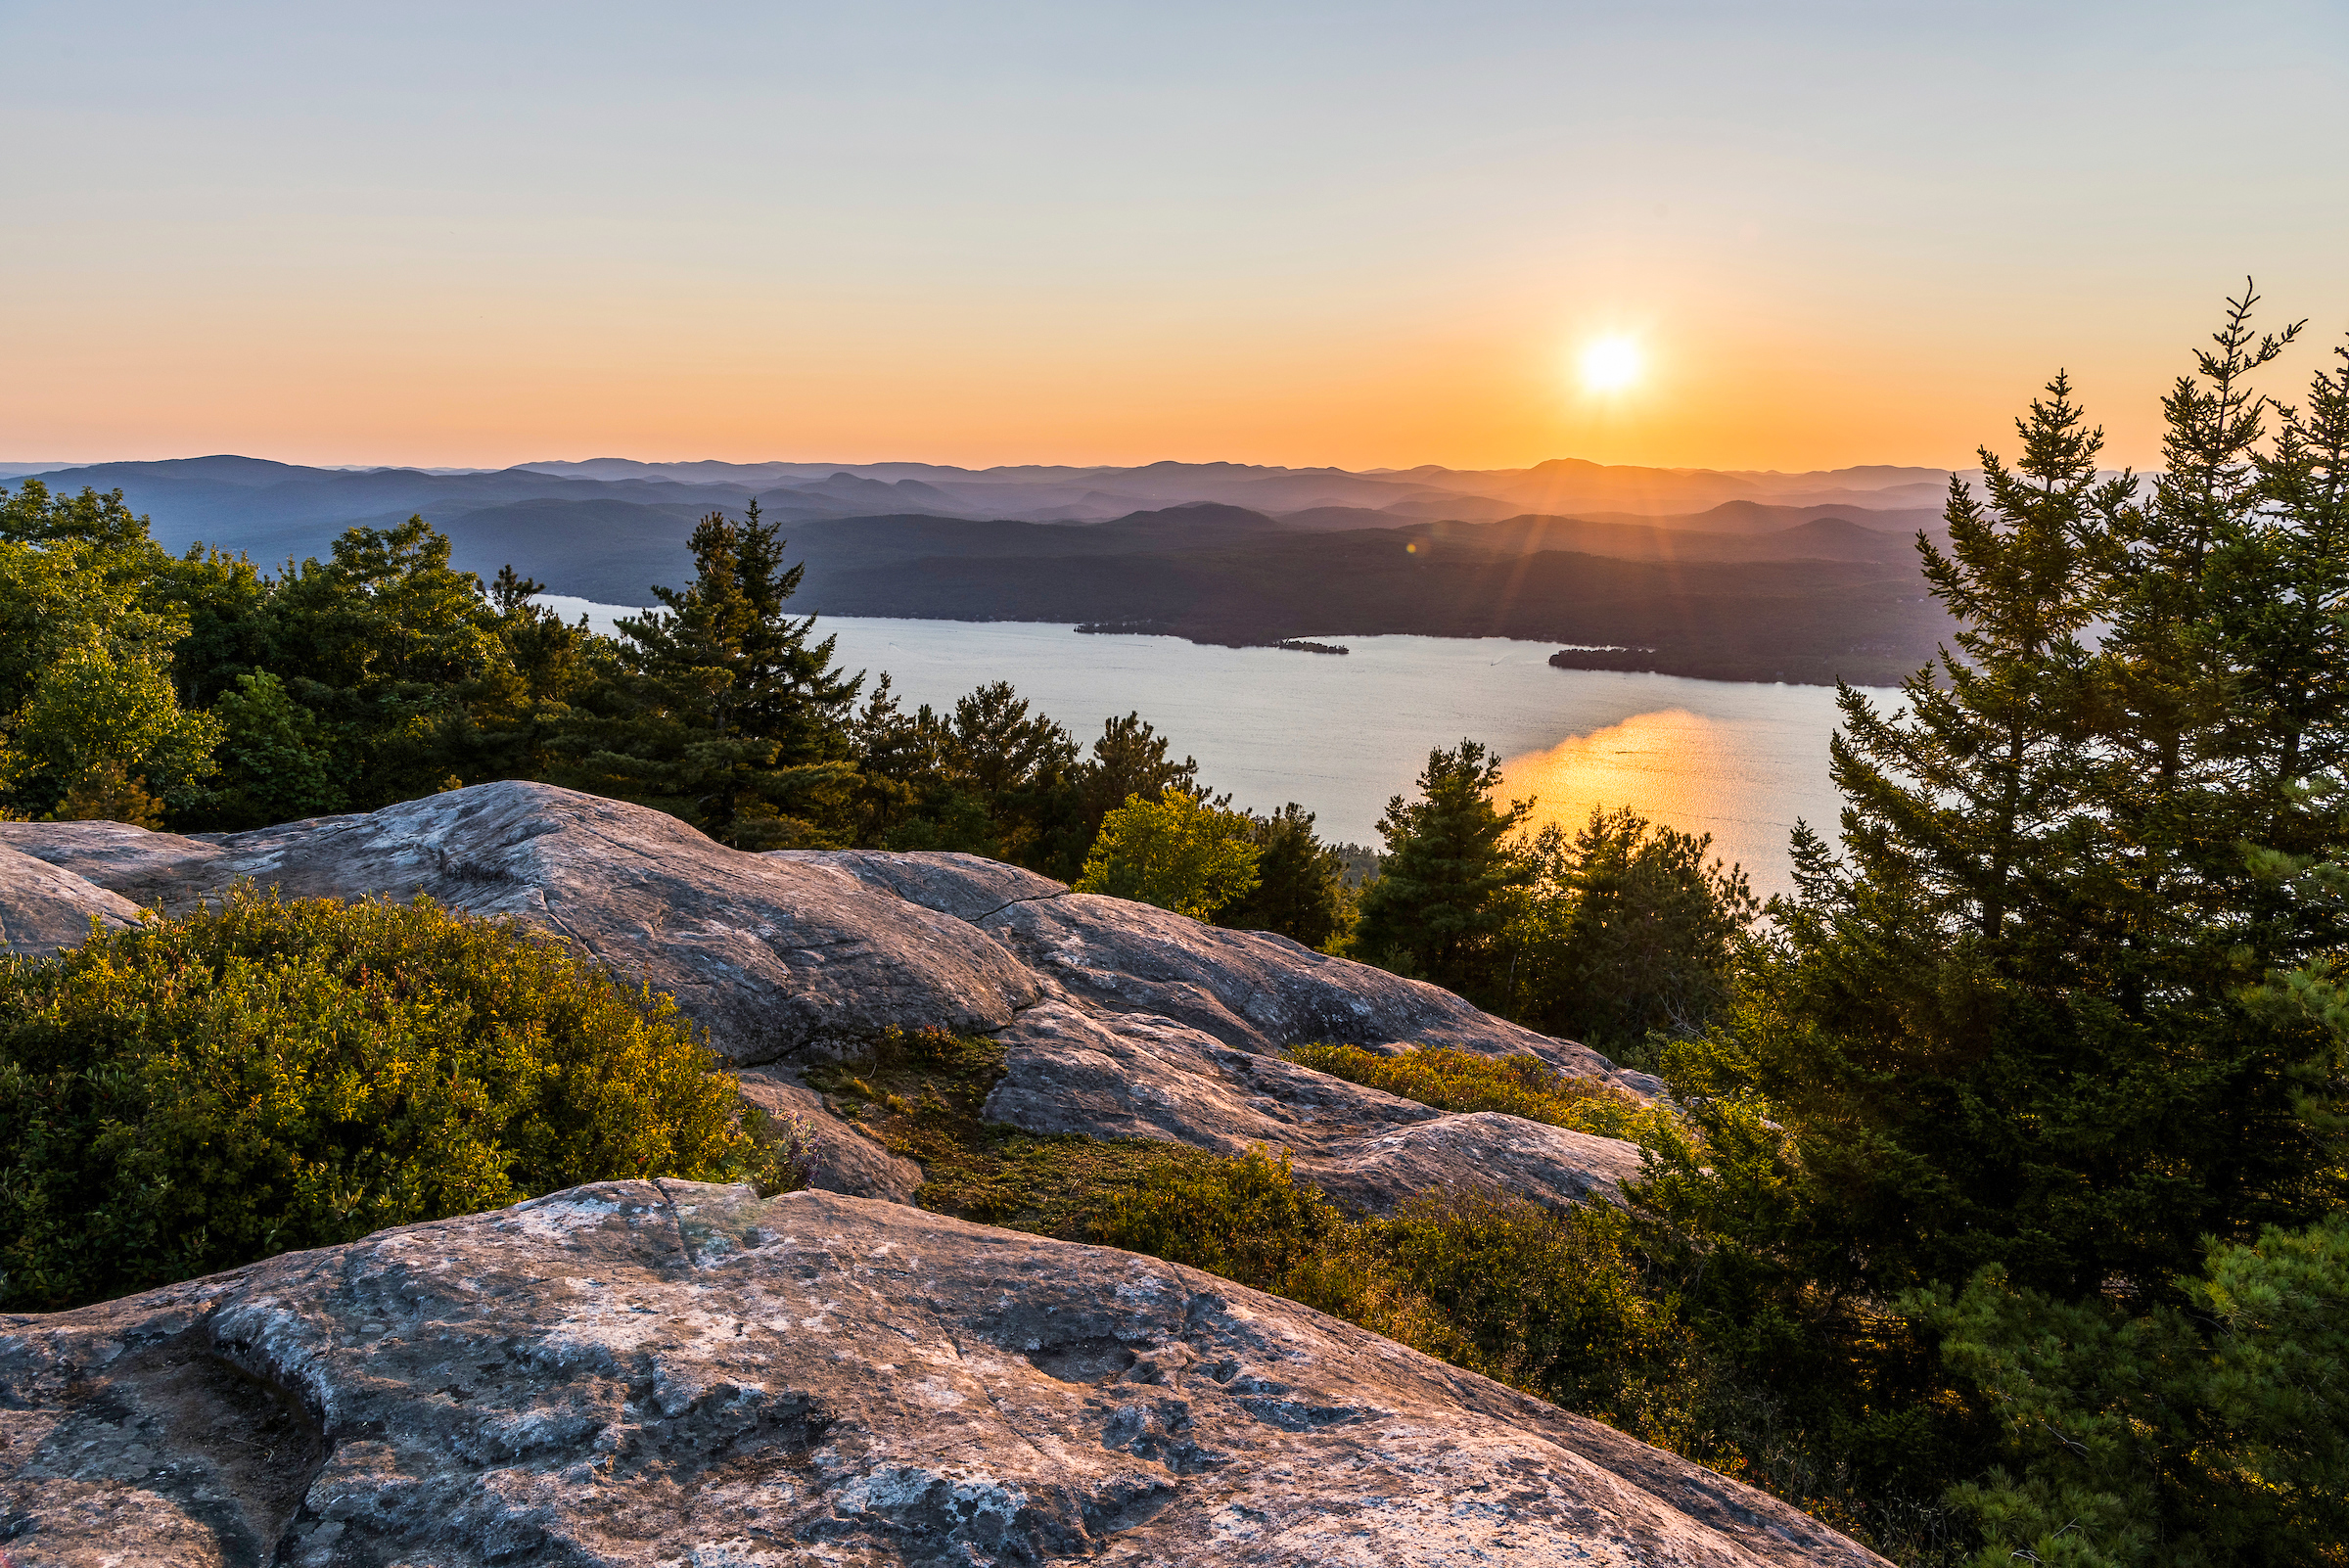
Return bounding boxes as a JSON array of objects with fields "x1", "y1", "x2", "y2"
[{"x1": 1498, "y1": 709, "x2": 1780, "y2": 861}]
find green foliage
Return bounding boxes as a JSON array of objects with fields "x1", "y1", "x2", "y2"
[
  {"x1": 1286, "y1": 1043, "x2": 1657, "y2": 1140},
  {"x1": 0, "y1": 890, "x2": 780, "y2": 1311},
  {"x1": 1355, "y1": 739, "x2": 1533, "y2": 997},
  {"x1": 1918, "y1": 791, "x2": 2349, "y2": 1566},
  {"x1": 1924, "y1": 1216, "x2": 2349, "y2": 1567},
  {"x1": 1695, "y1": 303, "x2": 2349, "y2": 1306},
  {"x1": 1067, "y1": 711, "x2": 1200, "y2": 866},
  {"x1": 1634, "y1": 291, "x2": 2349, "y2": 1565},
  {"x1": 154, "y1": 545, "x2": 273, "y2": 709},
  {"x1": 1075, "y1": 786, "x2": 1262, "y2": 918},
  {"x1": 842, "y1": 675, "x2": 1081, "y2": 861},
  {"x1": 1215, "y1": 802, "x2": 1355, "y2": 949},
  {"x1": 201, "y1": 671, "x2": 344, "y2": 830},
  {"x1": 253, "y1": 515, "x2": 516, "y2": 809},
  {"x1": 1092, "y1": 1146, "x2": 1349, "y2": 1289},
  {"x1": 51, "y1": 760, "x2": 165, "y2": 828},
  {"x1": 1501, "y1": 807, "x2": 1760, "y2": 1058},
  {"x1": 9, "y1": 640, "x2": 223, "y2": 817},
  {"x1": 0, "y1": 478, "x2": 157, "y2": 551},
  {"x1": 0, "y1": 483, "x2": 220, "y2": 820}
]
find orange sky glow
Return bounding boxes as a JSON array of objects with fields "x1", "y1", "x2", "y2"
[{"x1": 5, "y1": 4, "x2": 2343, "y2": 475}]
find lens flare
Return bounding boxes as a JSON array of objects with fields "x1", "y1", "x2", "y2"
[{"x1": 1580, "y1": 337, "x2": 1641, "y2": 392}]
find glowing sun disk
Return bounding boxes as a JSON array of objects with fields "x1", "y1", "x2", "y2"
[{"x1": 1580, "y1": 337, "x2": 1642, "y2": 392}]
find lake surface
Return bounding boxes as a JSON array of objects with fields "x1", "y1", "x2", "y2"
[{"x1": 538, "y1": 599, "x2": 1890, "y2": 900}]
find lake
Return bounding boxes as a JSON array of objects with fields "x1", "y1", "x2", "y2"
[{"x1": 538, "y1": 600, "x2": 1893, "y2": 900}]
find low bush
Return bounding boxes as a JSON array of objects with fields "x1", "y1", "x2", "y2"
[
  {"x1": 0, "y1": 889, "x2": 783, "y2": 1310},
  {"x1": 1285, "y1": 1042, "x2": 1660, "y2": 1140}
]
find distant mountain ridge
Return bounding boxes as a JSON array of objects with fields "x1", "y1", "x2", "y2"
[
  {"x1": 2, "y1": 453, "x2": 1963, "y2": 683},
  {"x1": 5, "y1": 452, "x2": 1962, "y2": 561}
]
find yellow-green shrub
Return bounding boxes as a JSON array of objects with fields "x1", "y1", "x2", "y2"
[
  {"x1": 0, "y1": 889, "x2": 781, "y2": 1310},
  {"x1": 1286, "y1": 1042, "x2": 1660, "y2": 1140}
]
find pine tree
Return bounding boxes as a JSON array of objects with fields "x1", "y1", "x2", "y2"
[
  {"x1": 1216, "y1": 803, "x2": 1352, "y2": 950},
  {"x1": 1061, "y1": 712, "x2": 1198, "y2": 873},
  {"x1": 943, "y1": 681, "x2": 1078, "y2": 863},
  {"x1": 1706, "y1": 305, "x2": 2349, "y2": 1302},
  {"x1": 1355, "y1": 740, "x2": 1532, "y2": 998},
  {"x1": 560, "y1": 503, "x2": 859, "y2": 847},
  {"x1": 1504, "y1": 807, "x2": 1758, "y2": 1054}
]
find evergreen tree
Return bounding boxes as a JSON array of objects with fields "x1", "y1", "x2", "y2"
[
  {"x1": 943, "y1": 680, "x2": 1078, "y2": 863},
  {"x1": 1682, "y1": 298, "x2": 2349, "y2": 1306},
  {"x1": 461, "y1": 565, "x2": 599, "y2": 783},
  {"x1": 1504, "y1": 807, "x2": 1758, "y2": 1055},
  {"x1": 838, "y1": 675, "x2": 1082, "y2": 860},
  {"x1": 1215, "y1": 802, "x2": 1352, "y2": 950},
  {"x1": 1355, "y1": 740, "x2": 1532, "y2": 998},
  {"x1": 261, "y1": 515, "x2": 509, "y2": 807},
  {"x1": 561, "y1": 504, "x2": 860, "y2": 848}
]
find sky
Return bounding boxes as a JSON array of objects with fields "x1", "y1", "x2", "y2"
[{"x1": 4, "y1": 1, "x2": 2345, "y2": 473}]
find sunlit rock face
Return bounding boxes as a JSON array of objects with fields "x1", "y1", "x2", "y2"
[
  {"x1": 0, "y1": 1182, "x2": 1887, "y2": 1568},
  {"x1": 0, "y1": 782, "x2": 1655, "y2": 1213}
]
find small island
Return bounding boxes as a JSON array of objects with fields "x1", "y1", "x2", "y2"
[{"x1": 1077, "y1": 621, "x2": 1349, "y2": 654}]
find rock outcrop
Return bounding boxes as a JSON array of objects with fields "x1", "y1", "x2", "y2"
[
  {"x1": 0, "y1": 840, "x2": 142, "y2": 956},
  {"x1": 0, "y1": 1181, "x2": 1885, "y2": 1567},
  {"x1": 0, "y1": 783, "x2": 1652, "y2": 1215},
  {"x1": 792, "y1": 849, "x2": 1630, "y2": 1081},
  {"x1": 0, "y1": 786, "x2": 1043, "y2": 1064}
]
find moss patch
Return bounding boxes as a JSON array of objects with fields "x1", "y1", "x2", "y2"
[{"x1": 802, "y1": 1026, "x2": 1228, "y2": 1237}]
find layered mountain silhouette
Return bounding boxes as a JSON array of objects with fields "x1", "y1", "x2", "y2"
[{"x1": 7, "y1": 454, "x2": 1959, "y2": 683}]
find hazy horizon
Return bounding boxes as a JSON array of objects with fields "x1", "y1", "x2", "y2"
[{"x1": 3, "y1": 453, "x2": 1964, "y2": 481}]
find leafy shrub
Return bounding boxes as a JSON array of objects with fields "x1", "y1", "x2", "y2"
[
  {"x1": 1285, "y1": 1042, "x2": 1660, "y2": 1140},
  {"x1": 1087, "y1": 1145, "x2": 1466, "y2": 1354},
  {"x1": 0, "y1": 889, "x2": 783, "y2": 1310},
  {"x1": 1075, "y1": 787, "x2": 1261, "y2": 918},
  {"x1": 1374, "y1": 1190, "x2": 1684, "y2": 1415}
]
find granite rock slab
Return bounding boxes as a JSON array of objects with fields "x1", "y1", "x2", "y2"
[
  {"x1": 0, "y1": 841, "x2": 144, "y2": 956},
  {"x1": 792, "y1": 850, "x2": 1657, "y2": 1095}
]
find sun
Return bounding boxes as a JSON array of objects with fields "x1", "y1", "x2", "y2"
[{"x1": 1579, "y1": 336, "x2": 1641, "y2": 393}]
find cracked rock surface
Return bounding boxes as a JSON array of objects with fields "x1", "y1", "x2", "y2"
[
  {"x1": 794, "y1": 850, "x2": 1638, "y2": 1085},
  {"x1": 0, "y1": 1181, "x2": 1884, "y2": 1568}
]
